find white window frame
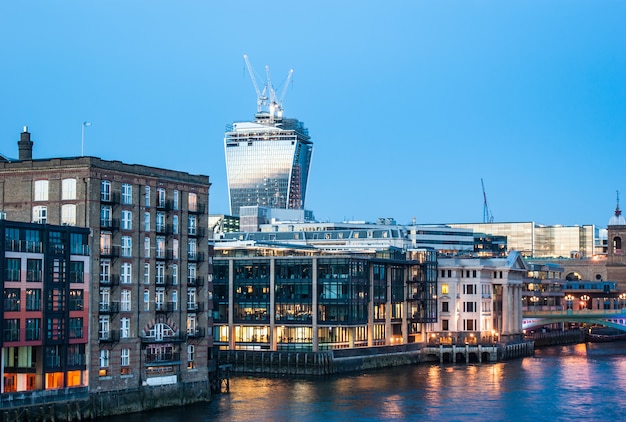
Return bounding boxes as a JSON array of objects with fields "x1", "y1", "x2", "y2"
[
  {"x1": 121, "y1": 236, "x2": 132, "y2": 257},
  {"x1": 172, "y1": 264, "x2": 178, "y2": 285},
  {"x1": 120, "y1": 317, "x2": 130, "y2": 338},
  {"x1": 121, "y1": 263, "x2": 132, "y2": 284},
  {"x1": 144, "y1": 185, "x2": 151, "y2": 207},
  {"x1": 144, "y1": 237, "x2": 150, "y2": 258},
  {"x1": 171, "y1": 290, "x2": 178, "y2": 311},
  {"x1": 122, "y1": 183, "x2": 132, "y2": 205},
  {"x1": 121, "y1": 347, "x2": 130, "y2": 366},
  {"x1": 143, "y1": 263, "x2": 150, "y2": 285},
  {"x1": 34, "y1": 180, "x2": 48, "y2": 201},
  {"x1": 32, "y1": 206, "x2": 47, "y2": 224},
  {"x1": 173, "y1": 190, "x2": 179, "y2": 210},
  {"x1": 188, "y1": 215, "x2": 197, "y2": 236},
  {"x1": 101, "y1": 180, "x2": 111, "y2": 202},
  {"x1": 144, "y1": 288, "x2": 150, "y2": 311},
  {"x1": 188, "y1": 192, "x2": 197, "y2": 212},
  {"x1": 121, "y1": 289, "x2": 131, "y2": 312},
  {"x1": 172, "y1": 215, "x2": 179, "y2": 235},
  {"x1": 122, "y1": 210, "x2": 132, "y2": 230},
  {"x1": 62, "y1": 178, "x2": 77, "y2": 200},
  {"x1": 61, "y1": 204, "x2": 76, "y2": 225},
  {"x1": 100, "y1": 349, "x2": 109, "y2": 368},
  {"x1": 157, "y1": 187, "x2": 166, "y2": 208}
]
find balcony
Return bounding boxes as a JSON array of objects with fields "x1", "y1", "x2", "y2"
[
  {"x1": 99, "y1": 275, "x2": 120, "y2": 287},
  {"x1": 186, "y1": 302, "x2": 205, "y2": 312},
  {"x1": 187, "y1": 327, "x2": 205, "y2": 339},
  {"x1": 188, "y1": 203, "x2": 206, "y2": 214},
  {"x1": 4, "y1": 239, "x2": 43, "y2": 253},
  {"x1": 100, "y1": 246, "x2": 119, "y2": 258},
  {"x1": 67, "y1": 354, "x2": 87, "y2": 367},
  {"x1": 99, "y1": 302, "x2": 120, "y2": 314},
  {"x1": 3, "y1": 329, "x2": 20, "y2": 343},
  {"x1": 187, "y1": 226, "x2": 205, "y2": 238},
  {"x1": 100, "y1": 192, "x2": 120, "y2": 204},
  {"x1": 140, "y1": 332, "x2": 185, "y2": 344},
  {"x1": 99, "y1": 330, "x2": 120, "y2": 343},
  {"x1": 187, "y1": 276, "x2": 204, "y2": 287},
  {"x1": 155, "y1": 302, "x2": 176, "y2": 314},
  {"x1": 187, "y1": 251, "x2": 203, "y2": 262},
  {"x1": 145, "y1": 352, "x2": 181, "y2": 364},
  {"x1": 155, "y1": 277, "x2": 174, "y2": 288},
  {"x1": 100, "y1": 218, "x2": 120, "y2": 230}
]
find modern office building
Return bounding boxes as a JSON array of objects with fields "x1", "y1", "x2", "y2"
[
  {"x1": 212, "y1": 241, "x2": 438, "y2": 351},
  {"x1": 0, "y1": 128, "x2": 213, "y2": 398},
  {"x1": 224, "y1": 114, "x2": 313, "y2": 217},
  {"x1": 448, "y1": 222, "x2": 603, "y2": 259},
  {"x1": 1, "y1": 219, "x2": 90, "y2": 397}
]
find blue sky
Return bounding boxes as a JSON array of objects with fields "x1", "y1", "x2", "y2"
[{"x1": 1, "y1": 1, "x2": 625, "y2": 228}]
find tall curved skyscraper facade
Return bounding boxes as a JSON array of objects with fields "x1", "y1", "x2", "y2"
[{"x1": 224, "y1": 113, "x2": 313, "y2": 217}]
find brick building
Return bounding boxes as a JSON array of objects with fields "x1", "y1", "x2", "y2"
[{"x1": 0, "y1": 128, "x2": 213, "y2": 397}]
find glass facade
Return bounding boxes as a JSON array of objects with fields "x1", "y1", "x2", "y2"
[{"x1": 224, "y1": 117, "x2": 313, "y2": 216}]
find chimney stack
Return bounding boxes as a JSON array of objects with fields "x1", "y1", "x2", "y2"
[{"x1": 18, "y1": 126, "x2": 33, "y2": 161}]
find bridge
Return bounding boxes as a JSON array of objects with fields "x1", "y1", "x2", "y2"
[{"x1": 522, "y1": 309, "x2": 626, "y2": 331}]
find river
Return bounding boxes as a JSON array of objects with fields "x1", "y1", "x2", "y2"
[{"x1": 108, "y1": 342, "x2": 626, "y2": 421}]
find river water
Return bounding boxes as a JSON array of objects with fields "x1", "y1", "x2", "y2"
[{"x1": 111, "y1": 342, "x2": 626, "y2": 421}]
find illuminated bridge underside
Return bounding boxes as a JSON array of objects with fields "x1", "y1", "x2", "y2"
[{"x1": 523, "y1": 310, "x2": 626, "y2": 331}]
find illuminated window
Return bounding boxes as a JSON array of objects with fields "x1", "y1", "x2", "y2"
[
  {"x1": 441, "y1": 284, "x2": 449, "y2": 295},
  {"x1": 187, "y1": 344, "x2": 195, "y2": 369}
]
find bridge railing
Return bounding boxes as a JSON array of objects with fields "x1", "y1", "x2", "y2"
[{"x1": 523, "y1": 308, "x2": 626, "y2": 317}]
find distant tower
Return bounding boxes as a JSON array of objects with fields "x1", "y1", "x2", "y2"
[
  {"x1": 606, "y1": 191, "x2": 626, "y2": 292},
  {"x1": 224, "y1": 56, "x2": 313, "y2": 217}
]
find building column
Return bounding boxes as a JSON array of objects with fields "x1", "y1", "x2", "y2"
[
  {"x1": 312, "y1": 258, "x2": 319, "y2": 352},
  {"x1": 367, "y1": 263, "x2": 374, "y2": 347},
  {"x1": 228, "y1": 259, "x2": 235, "y2": 350},
  {"x1": 402, "y1": 268, "x2": 408, "y2": 344},
  {"x1": 270, "y1": 258, "x2": 276, "y2": 351},
  {"x1": 386, "y1": 264, "x2": 392, "y2": 345},
  {"x1": 501, "y1": 284, "x2": 510, "y2": 335}
]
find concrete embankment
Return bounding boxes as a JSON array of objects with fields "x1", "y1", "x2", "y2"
[
  {"x1": 1, "y1": 381, "x2": 210, "y2": 422},
  {"x1": 529, "y1": 329, "x2": 585, "y2": 348}
]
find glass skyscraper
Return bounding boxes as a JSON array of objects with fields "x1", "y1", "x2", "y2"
[{"x1": 224, "y1": 113, "x2": 313, "y2": 217}]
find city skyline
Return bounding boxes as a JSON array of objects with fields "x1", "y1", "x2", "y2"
[{"x1": 1, "y1": 2, "x2": 625, "y2": 228}]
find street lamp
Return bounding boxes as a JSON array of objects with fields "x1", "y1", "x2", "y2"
[
  {"x1": 565, "y1": 294, "x2": 575, "y2": 311},
  {"x1": 530, "y1": 296, "x2": 539, "y2": 312},
  {"x1": 81, "y1": 121, "x2": 91, "y2": 156},
  {"x1": 580, "y1": 295, "x2": 590, "y2": 310}
]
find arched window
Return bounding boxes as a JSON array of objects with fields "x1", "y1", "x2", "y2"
[{"x1": 614, "y1": 236, "x2": 622, "y2": 254}]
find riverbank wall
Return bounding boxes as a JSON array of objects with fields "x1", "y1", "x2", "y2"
[
  {"x1": 217, "y1": 341, "x2": 535, "y2": 376},
  {"x1": 529, "y1": 329, "x2": 585, "y2": 348},
  {"x1": 0, "y1": 381, "x2": 210, "y2": 422}
]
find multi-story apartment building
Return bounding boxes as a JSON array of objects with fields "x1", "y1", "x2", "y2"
[
  {"x1": 0, "y1": 128, "x2": 213, "y2": 396},
  {"x1": 212, "y1": 241, "x2": 438, "y2": 351},
  {"x1": 1, "y1": 219, "x2": 90, "y2": 398}
]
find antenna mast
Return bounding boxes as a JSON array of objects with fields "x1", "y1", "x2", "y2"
[{"x1": 481, "y1": 178, "x2": 494, "y2": 223}]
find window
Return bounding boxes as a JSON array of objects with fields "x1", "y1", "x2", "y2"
[
  {"x1": 5, "y1": 258, "x2": 20, "y2": 281},
  {"x1": 173, "y1": 190, "x2": 179, "y2": 210},
  {"x1": 156, "y1": 236, "x2": 165, "y2": 259},
  {"x1": 100, "y1": 259, "x2": 111, "y2": 283},
  {"x1": 99, "y1": 288, "x2": 110, "y2": 311},
  {"x1": 121, "y1": 348, "x2": 130, "y2": 367},
  {"x1": 121, "y1": 263, "x2": 132, "y2": 284},
  {"x1": 188, "y1": 263, "x2": 197, "y2": 285},
  {"x1": 464, "y1": 301, "x2": 476, "y2": 312},
  {"x1": 144, "y1": 212, "x2": 151, "y2": 231},
  {"x1": 26, "y1": 318, "x2": 41, "y2": 340},
  {"x1": 101, "y1": 180, "x2": 111, "y2": 202},
  {"x1": 187, "y1": 288, "x2": 197, "y2": 310},
  {"x1": 99, "y1": 349, "x2": 109, "y2": 368},
  {"x1": 34, "y1": 180, "x2": 48, "y2": 201},
  {"x1": 144, "y1": 237, "x2": 150, "y2": 258},
  {"x1": 32, "y1": 206, "x2": 47, "y2": 224},
  {"x1": 156, "y1": 212, "x2": 165, "y2": 233},
  {"x1": 69, "y1": 290, "x2": 83, "y2": 311},
  {"x1": 156, "y1": 263, "x2": 165, "y2": 284},
  {"x1": 122, "y1": 183, "x2": 132, "y2": 205},
  {"x1": 144, "y1": 186, "x2": 151, "y2": 207},
  {"x1": 61, "y1": 204, "x2": 76, "y2": 225},
  {"x1": 188, "y1": 192, "x2": 197, "y2": 212},
  {"x1": 121, "y1": 289, "x2": 131, "y2": 312},
  {"x1": 187, "y1": 344, "x2": 195, "y2": 369},
  {"x1": 4, "y1": 288, "x2": 20, "y2": 311},
  {"x1": 172, "y1": 239, "x2": 179, "y2": 260},
  {"x1": 172, "y1": 264, "x2": 178, "y2": 285},
  {"x1": 101, "y1": 205, "x2": 112, "y2": 227},
  {"x1": 157, "y1": 188, "x2": 166, "y2": 208},
  {"x1": 172, "y1": 215, "x2": 179, "y2": 235},
  {"x1": 100, "y1": 232, "x2": 112, "y2": 255},
  {"x1": 441, "y1": 283, "x2": 449, "y2": 295},
  {"x1": 144, "y1": 289, "x2": 150, "y2": 311},
  {"x1": 171, "y1": 290, "x2": 178, "y2": 311},
  {"x1": 121, "y1": 236, "x2": 132, "y2": 257},
  {"x1": 70, "y1": 261, "x2": 84, "y2": 283},
  {"x1": 122, "y1": 210, "x2": 132, "y2": 230},
  {"x1": 26, "y1": 259, "x2": 42, "y2": 282},
  {"x1": 188, "y1": 215, "x2": 197, "y2": 235},
  {"x1": 3, "y1": 319, "x2": 20, "y2": 342},
  {"x1": 69, "y1": 318, "x2": 83, "y2": 339},
  {"x1": 99, "y1": 316, "x2": 110, "y2": 340},
  {"x1": 120, "y1": 317, "x2": 130, "y2": 338},
  {"x1": 472, "y1": 270, "x2": 477, "y2": 278},
  {"x1": 464, "y1": 319, "x2": 476, "y2": 331},
  {"x1": 442, "y1": 319, "x2": 449, "y2": 331},
  {"x1": 464, "y1": 284, "x2": 476, "y2": 295},
  {"x1": 26, "y1": 289, "x2": 41, "y2": 311},
  {"x1": 188, "y1": 239, "x2": 197, "y2": 260},
  {"x1": 144, "y1": 263, "x2": 150, "y2": 284},
  {"x1": 155, "y1": 288, "x2": 165, "y2": 310},
  {"x1": 61, "y1": 178, "x2": 77, "y2": 200},
  {"x1": 441, "y1": 301, "x2": 449, "y2": 313}
]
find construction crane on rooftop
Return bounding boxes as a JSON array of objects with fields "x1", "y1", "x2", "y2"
[
  {"x1": 481, "y1": 178, "x2": 494, "y2": 223},
  {"x1": 243, "y1": 54, "x2": 294, "y2": 121}
]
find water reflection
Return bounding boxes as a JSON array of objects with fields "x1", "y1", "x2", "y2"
[{"x1": 103, "y1": 343, "x2": 626, "y2": 422}]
